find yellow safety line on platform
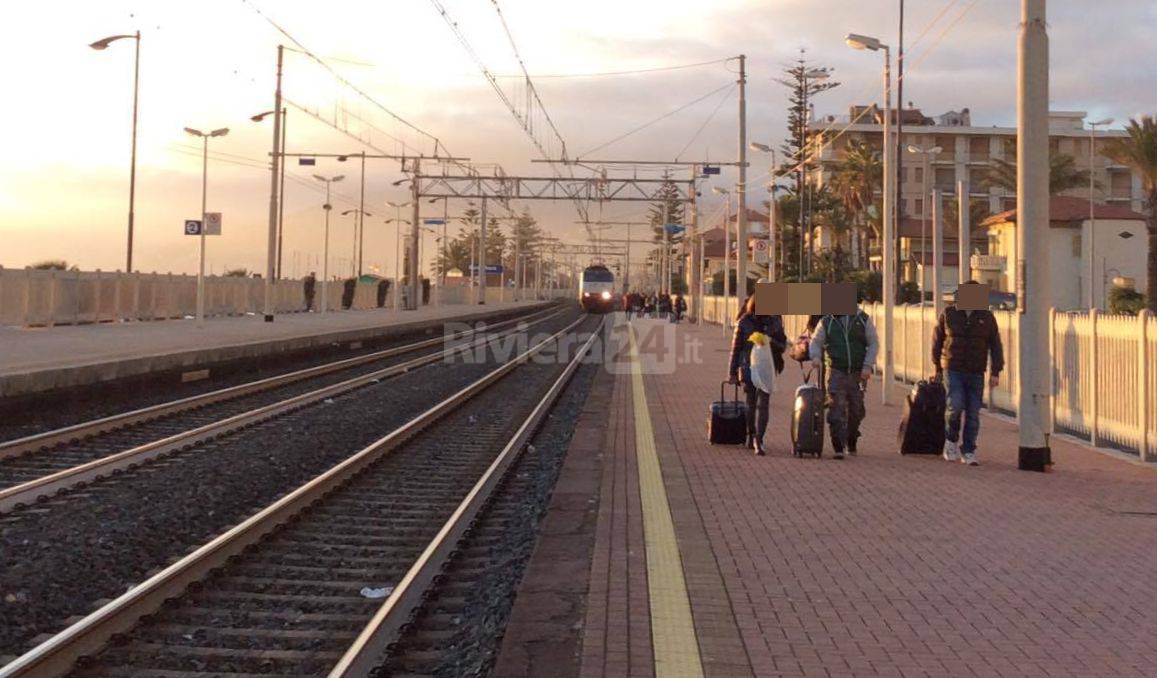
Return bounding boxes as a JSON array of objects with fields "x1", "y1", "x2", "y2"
[{"x1": 628, "y1": 324, "x2": 704, "y2": 678}]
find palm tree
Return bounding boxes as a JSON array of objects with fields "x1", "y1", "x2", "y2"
[
  {"x1": 986, "y1": 152, "x2": 1093, "y2": 195},
  {"x1": 830, "y1": 139, "x2": 882, "y2": 266},
  {"x1": 1103, "y1": 115, "x2": 1157, "y2": 311}
]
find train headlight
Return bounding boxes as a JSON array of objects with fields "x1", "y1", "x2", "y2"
[
  {"x1": 583, "y1": 292, "x2": 591, "y2": 297},
  {"x1": 601, "y1": 291, "x2": 611, "y2": 300}
]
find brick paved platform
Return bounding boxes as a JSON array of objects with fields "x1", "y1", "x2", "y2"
[{"x1": 503, "y1": 316, "x2": 1157, "y2": 678}]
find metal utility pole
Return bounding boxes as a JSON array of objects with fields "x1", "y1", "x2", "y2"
[
  {"x1": 358, "y1": 152, "x2": 366, "y2": 276},
  {"x1": 958, "y1": 179, "x2": 971, "y2": 284},
  {"x1": 263, "y1": 45, "x2": 283, "y2": 322},
  {"x1": 661, "y1": 198, "x2": 670, "y2": 295},
  {"x1": 932, "y1": 188, "x2": 944, "y2": 320},
  {"x1": 896, "y1": 0, "x2": 906, "y2": 290},
  {"x1": 410, "y1": 160, "x2": 421, "y2": 309},
  {"x1": 277, "y1": 109, "x2": 287, "y2": 279},
  {"x1": 478, "y1": 196, "x2": 487, "y2": 304},
  {"x1": 1017, "y1": 0, "x2": 1052, "y2": 471},
  {"x1": 687, "y1": 167, "x2": 700, "y2": 317},
  {"x1": 315, "y1": 174, "x2": 344, "y2": 313},
  {"x1": 736, "y1": 54, "x2": 748, "y2": 307},
  {"x1": 198, "y1": 135, "x2": 208, "y2": 325}
]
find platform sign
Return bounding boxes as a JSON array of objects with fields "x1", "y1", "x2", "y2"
[
  {"x1": 469, "y1": 264, "x2": 504, "y2": 274},
  {"x1": 701, "y1": 166, "x2": 721, "y2": 176},
  {"x1": 663, "y1": 223, "x2": 685, "y2": 235},
  {"x1": 752, "y1": 238, "x2": 769, "y2": 264},
  {"x1": 184, "y1": 219, "x2": 202, "y2": 235},
  {"x1": 204, "y1": 212, "x2": 222, "y2": 236},
  {"x1": 423, "y1": 218, "x2": 446, "y2": 225}
]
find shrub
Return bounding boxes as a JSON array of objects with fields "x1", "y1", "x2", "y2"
[{"x1": 1109, "y1": 286, "x2": 1146, "y2": 315}]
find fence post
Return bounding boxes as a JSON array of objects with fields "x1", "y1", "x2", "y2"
[
  {"x1": 22, "y1": 267, "x2": 31, "y2": 326},
  {"x1": 1139, "y1": 309, "x2": 1151, "y2": 462},
  {"x1": 1090, "y1": 309, "x2": 1099, "y2": 447},
  {"x1": 47, "y1": 270, "x2": 58, "y2": 328},
  {"x1": 1048, "y1": 307, "x2": 1056, "y2": 434}
]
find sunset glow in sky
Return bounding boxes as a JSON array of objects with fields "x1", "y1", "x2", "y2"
[{"x1": 1, "y1": 0, "x2": 1153, "y2": 277}]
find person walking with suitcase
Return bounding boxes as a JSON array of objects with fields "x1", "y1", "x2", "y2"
[
  {"x1": 931, "y1": 281, "x2": 1004, "y2": 466},
  {"x1": 808, "y1": 307, "x2": 879, "y2": 459},
  {"x1": 728, "y1": 295, "x2": 787, "y2": 455}
]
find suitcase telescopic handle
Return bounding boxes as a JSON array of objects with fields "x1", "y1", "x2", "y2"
[{"x1": 720, "y1": 380, "x2": 740, "y2": 402}]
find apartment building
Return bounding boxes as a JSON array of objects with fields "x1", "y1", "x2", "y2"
[{"x1": 807, "y1": 107, "x2": 1144, "y2": 283}]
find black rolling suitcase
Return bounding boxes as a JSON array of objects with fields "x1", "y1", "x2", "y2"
[
  {"x1": 791, "y1": 366, "x2": 824, "y2": 457},
  {"x1": 898, "y1": 380, "x2": 947, "y2": 454},
  {"x1": 708, "y1": 382, "x2": 747, "y2": 445}
]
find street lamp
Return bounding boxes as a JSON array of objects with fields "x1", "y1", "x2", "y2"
[
  {"x1": 907, "y1": 145, "x2": 943, "y2": 299},
  {"x1": 184, "y1": 127, "x2": 229, "y2": 326},
  {"x1": 712, "y1": 186, "x2": 732, "y2": 332},
  {"x1": 91, "y1": 31, "x2": 141, "y2": 274},
  {"x1": 1087, "y1": 118, "x2": 1113, "y2": 309},
  {"x1": 749, "y1": 142, "x2": 778, "y2": 281},
  {"x1": 251, "y1": 109, "x2": 287, "y2": 280},
  {"x1": 313, "y1": 174, "x2": 345, "y2": 312},
  {"x1": 847, "y1": 31, "x2": 895, "y2": 404},
  {"x1": 342, "y1": 209, "x2": 373, "y2": 278}
]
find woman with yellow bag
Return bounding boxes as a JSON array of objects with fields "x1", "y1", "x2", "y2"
[{"x1": 727, "y1": 293, "x2": 787, "y2": 455}]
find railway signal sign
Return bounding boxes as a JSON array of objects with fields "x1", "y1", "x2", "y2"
[
  {"x1": 184, "y1": 220, "x2": 202, "y2": 235},
  {"x1": 204, "y1": 212, "x2": 222, "y2": 235}
]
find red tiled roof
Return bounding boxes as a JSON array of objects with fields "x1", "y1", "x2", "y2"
[
  {"x1": 897, "y1": 217, "x2": 987, "y2": 240},
  {"x1": 980, "y1": 196, "x2": 1146, "y2": 227}
]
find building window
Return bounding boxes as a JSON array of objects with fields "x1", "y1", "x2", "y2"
[
  {"x1": 1002, "y1": 197, "x2": 1016, "y2": 212},
  {"x1": 1071, "y1": 233, "x2": 1081, "y2": 258},
  {"x1": 1110, "y1": 170, "x2": 1132, "y2": 198},
  {"x1": 935, "y1": 167, "x2": 955, "y2": 191},
  {"x1": 913, "y1": 167, "x2": 924, "y2": 184},
  {"x1": 1049, "y1": 137, "x2": 1060, "y2": 155},
  {"x1": 913, "y1": 198, "x2": 924, "y2": 216},
  {"x1": 1002, "y1": 138, "x2": 1016, "y2": 158},
  {"x1": 969, "y1": 137, "x2": 989, "y2": 161},
  {"x1": 968, "y1": 167, "x2": 989, "y2": 189}
]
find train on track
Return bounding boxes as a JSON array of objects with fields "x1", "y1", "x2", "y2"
[{"x1": 578, "y1": 264, "x2": 616, "y2": 312}]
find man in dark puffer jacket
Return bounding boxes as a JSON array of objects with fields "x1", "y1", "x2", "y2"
[{"x1": 931, "y1": 281, "x2": 1005, "y2": 466}]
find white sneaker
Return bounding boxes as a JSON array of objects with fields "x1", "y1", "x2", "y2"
[
  {"x1": 943, "y1": 440, "x2": 961, "y2": 462},
  {"x1": 961, "y1": 453, "x2": 979, "y2": 466}
]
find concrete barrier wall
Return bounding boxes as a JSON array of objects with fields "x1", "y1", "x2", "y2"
[
  {"x1": 0, "y1": 267, "x2": 576, "y2": 328},
  {"x1": 700, "y1": 295, "x2": 1155, "y2": 460}
]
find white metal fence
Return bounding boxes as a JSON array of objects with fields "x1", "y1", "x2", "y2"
[{"x1": 701, "y1": 295, "x2": 1155, "y2": 460}]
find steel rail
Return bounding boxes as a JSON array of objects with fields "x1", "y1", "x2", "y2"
[
  {"x1": 330, "y1": 321, "x2": 601, "y2": 676},
  {"x1": 0, "y1": 305, "x2": 557, "y2": 462},
  {"x1": 0, "y1": 309, "x2": 566, "y2": 514},
  {"x1": 0, "y1": 314, "x2": 590, "y2": 678}
]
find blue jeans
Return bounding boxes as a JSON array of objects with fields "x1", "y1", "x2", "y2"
[{"x1": 945, "y1": 371, "x2": 984, "y2": 455}]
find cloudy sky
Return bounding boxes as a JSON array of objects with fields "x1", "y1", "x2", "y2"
[{"x1": 1, "y1": 0, "x2": 1153, "y2": 278}]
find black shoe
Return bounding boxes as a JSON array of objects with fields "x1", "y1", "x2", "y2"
[
  {"x1": 848, "y1": 436, "x2": 858, "y2": 455},
  {"x1": 832, "y1": 443, "x2": 845, "y2": 460}
]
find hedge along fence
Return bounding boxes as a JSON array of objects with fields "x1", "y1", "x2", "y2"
[{"x1": 0, "y1": 267, "x2": 409, "y2": 327}]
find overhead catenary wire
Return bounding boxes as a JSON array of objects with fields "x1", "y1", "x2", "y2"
[
  {"x1": 579, "y1": 82, "x2": 736, "y2": 159},
  {"x1": 492, "y1": 58, "x2": 731, "y2": 79},
  {"x1": 239, "y1": 0, "x2": 444, "y2": 156},
  {"x1": 675, "y1": 83, "x2": 737, "y2": 161}
]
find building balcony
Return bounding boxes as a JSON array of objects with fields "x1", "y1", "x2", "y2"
[{"x1": 971, "y1": 254, "x2": 1006, "y2": 272}]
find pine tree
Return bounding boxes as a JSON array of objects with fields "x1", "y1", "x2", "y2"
[
  {"x1": 648, "y1": 179, "x2": 686, "y2": 290},
  {"x1": 775, "y1": 53, "x2": 839, "y2": 279}
]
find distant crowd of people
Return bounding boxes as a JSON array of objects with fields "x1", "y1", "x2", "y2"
[{"x1": 621, "y1": 290, "x2": 687, "y2": 323}]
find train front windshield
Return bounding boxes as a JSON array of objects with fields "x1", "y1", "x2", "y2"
[{"x1": 583, "y1": 269, "x2": 614, "y2": 283}]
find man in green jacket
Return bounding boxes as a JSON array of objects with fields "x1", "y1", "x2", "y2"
[{"x1": 808, "y1": 307, "x2": 880, "y2": 459}]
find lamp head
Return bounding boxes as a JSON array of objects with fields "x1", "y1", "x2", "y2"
[
  {"x1": 250, "y1": 111, "x2": 275, "y2": 122},
  {"x1": 749, "y1": 142, "x2": 772, "y2": 153},
  {"x1": 184, "y1": 127, "x2": 204, "y2": 138},
  {"x1": 712, "y1": 187, "x2": 728, "y2": 195},
  {"x1": 1090, "y1": 118, "x2": 1114, "y2": 127},
  {"x1": 333, "y1": 175, "x2": 345, "y2": 183},
  {"x1": 845, "y1": 34, "x2": 882, "y2": 51},
  {"x1": 89, "y1": 34, "x2": 134, "y2": 50},
  {"x1": 209, "y1": 128, "x2": 229, "y2": 137}
]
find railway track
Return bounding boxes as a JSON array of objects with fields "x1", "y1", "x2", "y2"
[
  {"x1": 0, "y1": 314, "x2": 601, "y2": 677},
  {"x1": 0, "y1": 306, "x2": 561, "y2": 513}
]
